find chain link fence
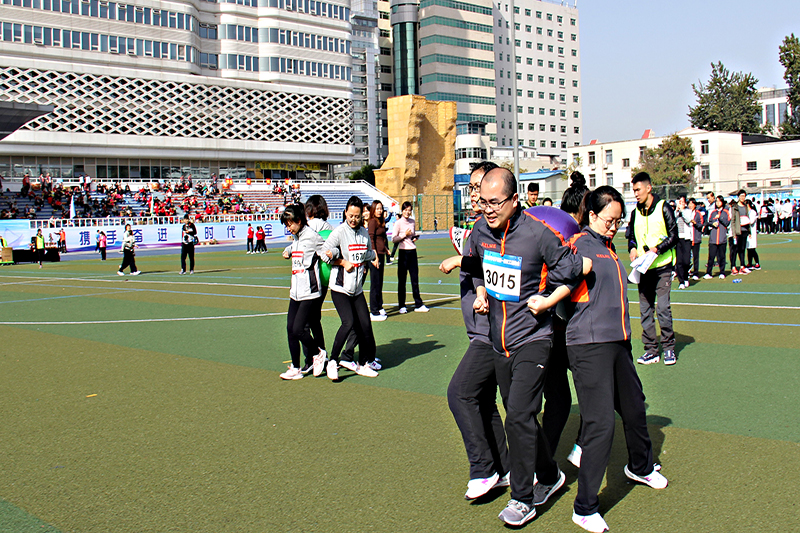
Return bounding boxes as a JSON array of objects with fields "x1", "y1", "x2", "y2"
[{"x1": 392, "y1": 195, "x2": 455, "y2": 232}]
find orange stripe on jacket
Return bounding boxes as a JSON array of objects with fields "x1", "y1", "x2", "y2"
[
  {"x1": 607, "y1": 241, "x2": 629, "y2": 340},
  {"x1": 570, "y1": 279, "x2": 589, "y2": 302}
]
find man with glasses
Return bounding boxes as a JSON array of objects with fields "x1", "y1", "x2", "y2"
[
  {"x1": 625, "y1": 172, "x2": 679, "y2": 366},
  {"x1": 462, "y1": 167, "x2": 590, "y2": 526}
]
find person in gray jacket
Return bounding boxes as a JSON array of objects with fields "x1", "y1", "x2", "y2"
[
  {"x1": 704, "y1": 196, "x2": 730, "y2": 279},
  {"x1": 279, "y1": 204, "x2": 327, "y2": 380},
  {"x1": 319, "y1": 196, "x2": 378, "y2": 380}
]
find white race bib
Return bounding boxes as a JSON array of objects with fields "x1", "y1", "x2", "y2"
[
  {"x1": 291, "y1": 251, "x2": 305, "y2": 274},
  {"x1": 348, "y1": 243, "x2": 367, "y2": 266},
  {"x1": 483, "y1": 250, "x2": 522, "y2": 302}
]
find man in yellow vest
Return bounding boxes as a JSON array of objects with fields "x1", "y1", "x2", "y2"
[
  {"x1": 625, "y1": 172, "x2": 679, "y2": 366},
  {"x1": 34, "y1": 229, "x2": 45, "y2": 268}
]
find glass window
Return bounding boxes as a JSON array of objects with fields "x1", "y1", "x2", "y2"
[
  {"x1": 746, "y1": 161, "x2": 757, "y2": 171},
  {"x1": 770, "y1": 159, "x2": 781, "y2": 169}
]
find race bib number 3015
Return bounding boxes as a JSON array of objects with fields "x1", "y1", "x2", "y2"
[{"x1": 483, "y1": 250, "x2": 522, "y2": 302}]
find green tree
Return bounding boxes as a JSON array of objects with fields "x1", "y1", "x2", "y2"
[
  {"x1": 631, "y1": 134, "x2": 698, "y2": 186},
  {"x1": 349, "y1": 164, "x2": 376, "y2": 186},
  {"x1": 779, "y1": 34, "x2": 800, "y2": 139},
  {"x1": 688, "y1": 61, "x2": 763, "y2": 133}
]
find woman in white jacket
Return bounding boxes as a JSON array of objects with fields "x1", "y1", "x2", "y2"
[
  {"x1": 319, "y1": 196, "x2": 379, "y2": 380},
  {"x1": 279, "y1": 204, "x2": 326, "y2": 380}
]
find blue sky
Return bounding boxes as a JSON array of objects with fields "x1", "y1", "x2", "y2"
[{"x1": 579, "y1": 0, "x2": 800, "y2": 143}]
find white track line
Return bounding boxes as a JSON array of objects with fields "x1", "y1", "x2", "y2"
[{"x1": 0, "y1": 311, "x2": 288, "y2": 325}]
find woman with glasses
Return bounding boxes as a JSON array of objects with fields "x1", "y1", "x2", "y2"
[
  {"x1": 565, "y1": 186, "x2": 667, "y2": 533},
  {"x1": 392, "y1": 201, "x2": 428, "y2": 314}
]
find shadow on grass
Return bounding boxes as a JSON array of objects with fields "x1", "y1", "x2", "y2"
[{"x1": 377, "y1": 336, "x2": 444, "y2": 371}]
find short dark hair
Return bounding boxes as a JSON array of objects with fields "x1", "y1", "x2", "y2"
[
  {"x1": 678, "y1": 194, "x2": 687, "y2": 202},
  {"x1": 280, "y1": 203, "x2": 307, "y2": 227},
  {"x1": 346, "y1": 196, "x2": 364, "y2": 212},
  {"x1": 737, "y1": 189, "x2": 747, "y2": 196},
  {"x1": 527, "y1": 182, "x2": 539, "y2": 193},
  {"x1": 631, "y1": 172, "x2": 651, "y2": 185},
  {"x1": 401, "y1": 200, "x2": 413, "y2": 211},
  {"x1": 581, "y1": 185, "x2": 627, "y2": 227},
  {"x1": 484, "y1": 167, "x2": 516, "y2": 197},
  {"x1": 469, "y1": 161, "x2": 499, "y2": 177},
  {"x1": 542, "y1": 197, "x2": 553, "y2": 205},
  {"x1": 688, "y1": 198, "x2": 697, "y2": 207},
  {"x1": 304, "y1": 194, "x2": 329, "y2": 220}
]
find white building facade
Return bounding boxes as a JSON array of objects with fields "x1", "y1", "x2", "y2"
[
  {"x1": 0, "y1": 0, "x2": 355, "y2": 181},
  {"x1": 571, "y1": 127, "x2": 800, "y2": 201}
]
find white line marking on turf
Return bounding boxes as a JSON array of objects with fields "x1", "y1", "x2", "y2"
[{"x1": 0, "y1": 311, "x2": 288, "y2": 325}]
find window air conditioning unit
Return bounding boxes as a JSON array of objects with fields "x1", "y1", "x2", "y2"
[
  {"x1": 127, "y1": 49, "x2": 137, "y2": 55},
  {"x1": 34, "y1": 38, "x2": 43, "y2": 45}
]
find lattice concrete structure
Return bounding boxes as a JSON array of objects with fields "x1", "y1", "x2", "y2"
[
  {"x1": 0, "y1": 0, "x2": 357, "y2": 180},
  {"x1": 375, "y1": 94, "x2": 455, "y2": 228}
]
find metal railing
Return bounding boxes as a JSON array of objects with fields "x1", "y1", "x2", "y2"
[{"x1": 28, "y1": 212, "x2": 281, "y2": 230}]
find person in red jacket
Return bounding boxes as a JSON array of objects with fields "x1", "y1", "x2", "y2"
[
  {"x1": 246, "y1": 223, "x2": 255, "y2": 254},
  {"x1": 255, "y1": 226, "x2": 267, "y2": 253}
]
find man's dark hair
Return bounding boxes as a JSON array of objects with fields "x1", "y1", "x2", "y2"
[
  {"x1": 688, "y1": 198, "x2": 697, "y2": 207},
  {"x1": 632, "y1": 172, "x2": 651, "y2": 185},
  {"x1": 527, "y1": 182, "x2": 539, "y2": 193},
  {"x1": 737, "y1": 189, "x2": 747, "y2": 196},
  {"x1": 678, "y1": 194, "x2": 687, "y2": 202},
  {"x1": 469, "y1": 161, "x2": 499, "y2": 176},
  {"x1": 484, "y1": 167, "x2": 517, "y2": 197}
]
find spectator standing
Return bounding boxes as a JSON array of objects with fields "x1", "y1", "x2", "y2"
[
  {"x1": 392, "y1": 201, "x2": 428, "y2": 314},
  {"x1": 117, "y1": 224, "x2": 140, "y2": 275},
  {"x1": 180, "y1": 215, "x2": 197, "y2": 274},
  {"x1": 703, "y1": 196, "x2": 729, "y2": 279},
  {"x1": 255, "y1": 226, "x2": 267, "y2": 253},
  {"x1": 746, "y1": 199, "x2": 761, "y2": 270},
  {"x1": 521, "y1": 182, "x2": 539, "y2": 209},
  {"x1": 368, "y1": 200, "x2": 389, "y2": 321},
  {"x1": 674, "y1": 196, "x2": 691, "y2": 290},
  {"x1": 246, "y1": 223, "x2": 254, "y2": 254},
  {"x1": 688, "y1": 198, "x2": 704, "y2": 281},
  {"x1": 98, "y1": 231, "x2": 107, "y2": 261},
  {"x1": 625, "y1": 172, "x2": 679, "y2": 365},
  {"x1": 33, "y1": 228, "x2": 45, "y2": 268}
]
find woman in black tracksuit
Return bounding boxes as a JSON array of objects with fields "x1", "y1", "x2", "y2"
[
  {"x1": 180, "y1": 215, "x2": 197, "y2": 274},
  {"x1": 566, "y1": 186, "x2": 667, "y2": 533}
]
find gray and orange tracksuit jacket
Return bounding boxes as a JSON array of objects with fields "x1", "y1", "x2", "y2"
[
  {"x1": 462, "y1": 208, "x2": 584, "y2": 357},
  {"x1": 706, "y1": 207, "x2": 730, "y2": 245},
  {"x1": 565, "y1": 228, "x2": 631, "y2": 346}
]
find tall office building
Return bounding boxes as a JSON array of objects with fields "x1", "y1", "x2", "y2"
[
  {"x1": 493, "y1": 0, "x2": 581, "y2": 160},
  {"x1": 414, "y1": 0, "x2": 580, "y2": 169},
  {"x1": 0, "y1": 0, "x2": 355, "y2": 182},
  {"x1": 349, "y1": 0, "x2": 383, "y2": 170}
]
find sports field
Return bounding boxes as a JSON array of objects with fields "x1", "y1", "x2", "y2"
[{"x1": 1, "y1": 234, "x2": 799, "y2": 532}]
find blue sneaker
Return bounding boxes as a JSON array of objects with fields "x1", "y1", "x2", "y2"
[
  {"x1": 637, "y1": 352, "x2": 660, "y2": 365},
  {"x1": 663, "y1": 350, "x2": 677, "y2": 365}
]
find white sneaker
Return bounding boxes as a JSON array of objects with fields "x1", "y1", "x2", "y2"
[
  {"x1": 117, "y1": 271, "x2": 125, "y2": 276},
  {"x1": 355, "y1": 363, "x2": 378, "y2": 377},
  {"x1": 691, "y1": 275, "x2": 700, "y2": 281},
  {"x1": 131, "y1": 271, "x2": 141, "y2": 276},
  {"x1": 326, "y1": 359, "x2": 339, "y2": 381},
  {"x1": 624, "y1": 464, "x2": 668, "y2": 489},
  {"x1": 370, "y1": 313, "x2": 387, "y2": 322},
  {"x1": 703, "y1": 273, "x2": 712, "y2": 279},
  {"x1": 180, "y1": 270, "x2": 185, "y2": 275},
  {"x1": 312, "y1": 349, "x2": 327, "y2": 377},
  {"x1": 279, "y1": 366, "x2": 304, "y2": 380},
  {"x1": 378, "y1": 309, "x2": 387, "y2": 316},
  {"x1": 719, "y1": 273, "x2": 726, "y2": 280},
  {"x1": 567, "y1": 443, "x2": 582, "y2": 468},
  {"x1": 465, "y1": 472, "x2": 500, "y2": 500},
  {"x1": 189, "y1": 270, "x2": 194, "y2": 275},
  {"x1": 368, "y1": 359, "x2": 382, "y2": 371},
  {"x1": 398, "y1": 307, "x2": 408, "y2": 314},
  {"x1": 339, "y1": 360, "x2": 357, "y2": 372},
  {"x1": 572, "y1": 512, "x2": 609, "y2": 533},
  {"x1": 414, "y1": 305, "x2": 430, "y2": 313}
]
